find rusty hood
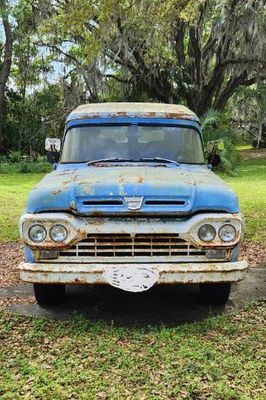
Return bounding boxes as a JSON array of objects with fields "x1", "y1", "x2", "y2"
[{"x1": 26, "y1": 165, "x2": 239, "y2": 215}]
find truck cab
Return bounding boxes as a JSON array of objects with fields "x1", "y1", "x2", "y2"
[{"x1": 19, "y1": 103, "x2": 247, "y2": 306}]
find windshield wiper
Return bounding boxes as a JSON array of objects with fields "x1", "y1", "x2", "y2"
[
  {"x1": 87, "y1": 158, "x2": 134, "y2": 166},
  {"x1": 87, "y1": 157, "x2": 180, "y2": 166},
  {"x1": 136, "y1": 157, "x2": 180, "y2": 166}
]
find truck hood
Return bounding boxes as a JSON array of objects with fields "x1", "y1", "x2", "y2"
[{"x1": 26, "y1": 165, "x2": 239, "y2": 215}]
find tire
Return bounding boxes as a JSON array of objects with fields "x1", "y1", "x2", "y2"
[
  {"x1": 33, "y1": 283, "x2": 66, "y2": 307},
  {"x1": 199, "y1": 283, "x2": 231, "y2": 306}
]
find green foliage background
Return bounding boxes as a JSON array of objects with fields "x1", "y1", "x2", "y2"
[{"x1": 0, "y1": 0, "x2": 265, "y2": 160}]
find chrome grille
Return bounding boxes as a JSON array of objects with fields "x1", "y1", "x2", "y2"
[{"x1": 59, "y1": 234, "x2": 206, "y2": 260}]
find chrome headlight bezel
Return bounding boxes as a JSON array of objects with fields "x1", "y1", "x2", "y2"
[
  {"x1": 21, "y1": 213, "x2": 80, "y2": 248},
  {"x1": 190, "y1": 215, "x2": 243, "y2": 246}
]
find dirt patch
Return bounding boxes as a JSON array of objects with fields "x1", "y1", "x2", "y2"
[
  {"x1": 240, "y1": 241, "x2": 266, "y2": 267},
  {"x1": 0, "y1": 295, "x2": 35, "y2": 308},
  {"x1": 240, "y1": 148, "x2": 266, "y2": 160},
  {"x1": 0, "y1": 241, "x2": 23, "y2": 287}
]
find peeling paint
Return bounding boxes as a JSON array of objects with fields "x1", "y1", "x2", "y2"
[
  {"x1": 25, "y1": 165, "x2": 239, "y2": 215},
  {"x1": 66, "y1": 103, "x2": 199, "y2": 123},
  {"x1": 51, "y1": 189, "x2": 62, "y2": 195},
  {"x1": 137, "y1": 176, "x2": 145, "y2": 184}
]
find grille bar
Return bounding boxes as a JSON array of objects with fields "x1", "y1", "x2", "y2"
[{"x1": 59, "y1": 234, "x2": 206, "y2": 259}]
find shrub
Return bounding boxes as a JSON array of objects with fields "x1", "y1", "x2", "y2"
[
  {"x1": 201, "y1": 109, "x2": 240, "y2": 174},
  {"x1": 0, "y1": 155, "x2": 8, "y2": 163},
  {"x1": 8, "y1": 150, "x2": 22, "y2": 163},
  {"x1": 0, "y1": 161, "x2": 51, "y2": 174}
]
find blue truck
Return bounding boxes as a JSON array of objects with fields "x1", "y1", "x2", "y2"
[{"x1": 19, "y1": 103, "x2": 248, "y2": 306}]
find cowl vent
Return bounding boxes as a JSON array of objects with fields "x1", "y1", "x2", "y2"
[
  {"x1": 145, "y1": 200, "x2": 186, "y2": 206},
  {"x1": 82, "y1": 200, "x2": 123, "y2": 206}
]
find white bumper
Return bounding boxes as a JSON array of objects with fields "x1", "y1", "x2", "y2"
[{"x1": 19, "y1": 260, "x2": 248, "y2": 285}]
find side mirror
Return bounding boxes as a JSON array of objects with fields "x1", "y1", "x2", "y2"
[
  {"x1": 45, "y1": 138, "x2": 61, "y2": 164},
  {"x1": 206, "y1": 139, "x2": 224, "y2": 168},
  {"x1": 207, "y1": 153, "x2": 221, "y2": 167}
]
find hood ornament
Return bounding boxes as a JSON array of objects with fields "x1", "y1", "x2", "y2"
[{"x1": 124, "y1": 196, "x2": 144, "y2": 210}]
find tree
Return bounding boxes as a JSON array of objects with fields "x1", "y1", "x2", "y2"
[
  {"x1": 37, "y1": 0, "x2": 266, "y2": 115},
  {"x1": 0, "y1": 0, "x2": 13, "y2": 152},
  {"x1": 1, "y1": 0, "x2": 57, "y2": 153},
  {"x1": 231, "y1": 82, "x2": 266, "y2": 147},
  {"x1": 4, "y1": 83, "x2": 65, "y2": 154}
]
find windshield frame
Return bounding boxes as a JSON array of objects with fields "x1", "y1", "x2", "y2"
[{"x1": 60, "y1": 118, "x2": 204, "y2": 165}]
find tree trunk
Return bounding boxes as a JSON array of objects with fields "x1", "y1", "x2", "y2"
[
  {"x1": 17, "y1": 40, "x2": 31, "y2": 152},
  {"x1": 0, "y1": 2, "x2": 13, "y2": 153}
]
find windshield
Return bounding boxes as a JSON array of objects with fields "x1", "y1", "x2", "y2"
[{"x1": 61, "y1": 125, "x2": 204, "y2": 164}]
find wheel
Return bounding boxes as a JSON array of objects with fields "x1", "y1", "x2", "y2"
[
  {"x1": 199, "y1": 283, "x2": 231, "y2": 306},
  {"x1": 33, "y1": 283, "x2": 66, "y2": 306}
]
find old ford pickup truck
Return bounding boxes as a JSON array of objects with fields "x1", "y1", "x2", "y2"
[{"x1": 19, "y1": 103, "x2": 248, "y2": 307}]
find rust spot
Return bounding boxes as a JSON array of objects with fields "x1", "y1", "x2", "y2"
[
  {"x1": 90, "y1": 210, "x2": 106, "y2": 216},
  {"x1": 58, "y1": 171, "x2": 72, "y2": 176},
  {"x1": 74, "y1": 278, "x2": 83, "y2": 283},
  {"x1": 73, "y1": 112, "x2": 196, "y2": 120},
  {"x1": 117, "y1": 111, "x2": 129, "y2": 117},
  {"x1": 62, "y1": 180, "x2": 72, "y2": 185},
  {"x1": 66, "y1": 104, "x2": 199, "y2": 126},
  {"x1": 51, "y1": 189, "x2": 62, "y2": 195},
  {"x1": 69, "y1": 201, "x2": 77, "y2": 210},
  {"x1": 163, "y1": 112, "x2": 195, "y2": 120},
  {"x1": 137, "y1": 176, "x2": 144, "y2": 184},
  {"x1": 91, "y1": 219, "x2": 104, "y2": 226}
]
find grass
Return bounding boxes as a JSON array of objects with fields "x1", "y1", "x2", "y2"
[
  {"x1": 0, "y1": 302, "x2": 265, "y2": 399},
  {"x1": 0, "y1": 156, "x2": 265, "y2": 244},
  {"x1": 235, "y1": 145, "x2": 253, "y2": 151},
  {"x1": 0, "y1": 174, "x2": 44, "y2": 241},
  {"x1": 222, "y1": 158, "x2": 266, "y2": 244}
]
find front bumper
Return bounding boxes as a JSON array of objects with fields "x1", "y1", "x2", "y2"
[{"x1": 19, "y1": 260, "x2": 248, "y2": 285}]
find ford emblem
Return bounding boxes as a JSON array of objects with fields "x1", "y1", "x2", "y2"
[{"x1": 124, "y1": 196, "x2": 144, "y2": 210}]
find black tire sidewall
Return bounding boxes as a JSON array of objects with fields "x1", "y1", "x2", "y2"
[
  {"x1": 199, "y1": 282, "x2": 231, "y2": 306},
  {"x1": 33, "y1": 283, "x2": 66, "y2": 307}
]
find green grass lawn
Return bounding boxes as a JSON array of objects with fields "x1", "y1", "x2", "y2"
[
  {"x1": 0, "y1": 174, "x2": 43, "y2": 241},
  {"x1": 0, "y1": 158, "x2": 265, "y2": 244},
  {"x1": 222, "y1": 158, "x2": 266, "y2": 244},
  {"x1": 0, "y1": 302, "x2": 265, "y2": 400}
]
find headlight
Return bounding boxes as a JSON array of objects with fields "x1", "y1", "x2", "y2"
[
  {"x1": 28, "y1": 224, "x2": 46, "y2": 243},
  {"x1": 198, "y1": 224, "x2": 216, "y2": 242},
  {"x1": 219, "y1": 224, "x2": 236, "y2": 242},
  {"x1": 50, "y1": 224, "x2": 68, "y2": 242}
]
